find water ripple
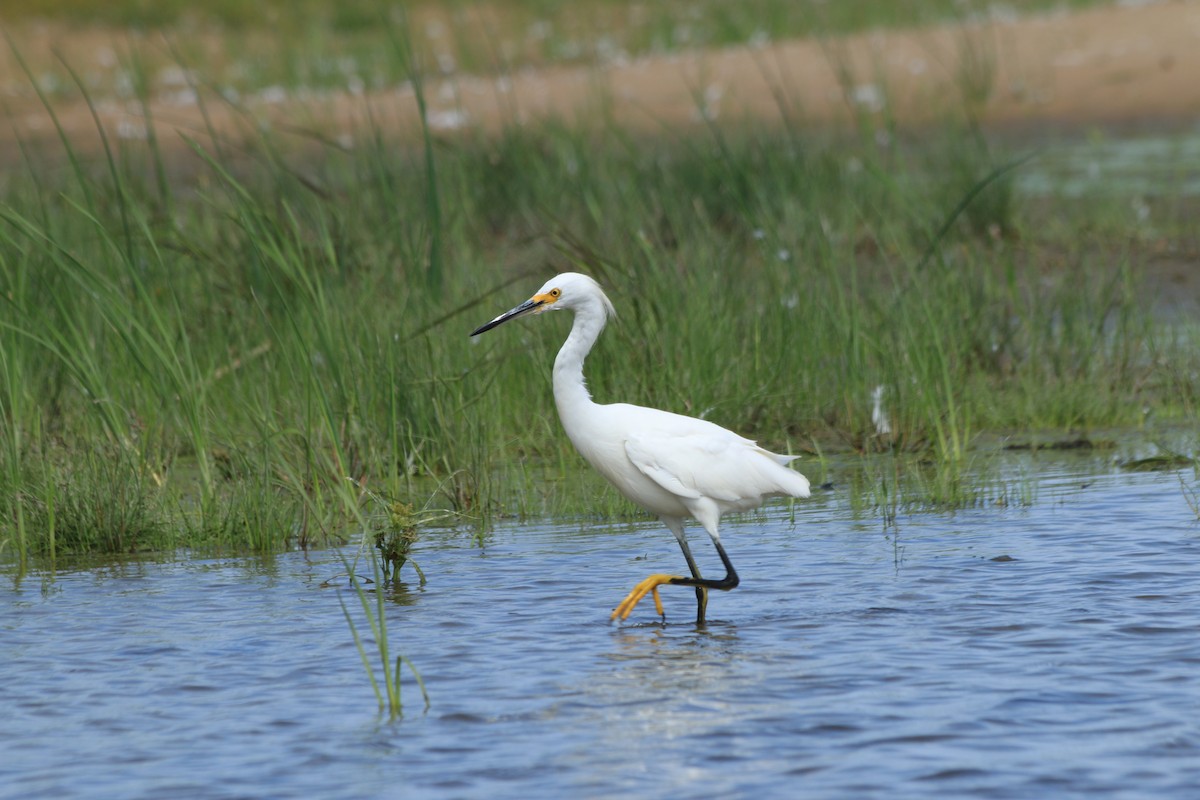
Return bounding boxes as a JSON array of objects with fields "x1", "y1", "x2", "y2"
[{"x1": 4, "y1": 464, "x2": 1200, "y2": 798}]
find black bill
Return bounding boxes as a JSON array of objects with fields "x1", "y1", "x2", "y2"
[{"x1": 470, "y1": 297, "x2": 544, "y2": 336}]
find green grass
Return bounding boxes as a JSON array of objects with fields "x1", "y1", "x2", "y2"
[
  {"x1": 4, "y1": 0, "x2": 1116, "y2": 101},
  {"x1": 338, "y1": 548, "x2": 429, "y2": 719},
  {"x1": 8, "y1": 0, "x2": 1116, "y2": 39},
  {"x1": 0, "y1": 17, "x2": 1197, "y2": 565}
]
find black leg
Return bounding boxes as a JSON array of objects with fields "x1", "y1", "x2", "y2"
[
  {"x1": 669, "y1": 539, "x2": 739, "y2": 593},
  {"x1": 611, "y1": 531, "x2": 737, "y2": 624},
  {"x1": 676, "y1": 540, "x2": 709, "y2": 625}
]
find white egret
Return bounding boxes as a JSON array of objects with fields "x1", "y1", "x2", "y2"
[
  {"x1": 471, "y1": 273, "x2": 810, "y2": 624},
  {"x1": 871, "y1": 384, "x2": 892, "y2": 436}
]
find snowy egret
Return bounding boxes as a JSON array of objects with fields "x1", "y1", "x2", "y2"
[
  {"x1": 871, "y1": 385, "x2": 892, "y2": 436},
  {"x1": 471, "y1": 273, "x2": 811, "y2": 624}
]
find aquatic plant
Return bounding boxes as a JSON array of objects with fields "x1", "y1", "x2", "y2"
[
  {"x1": 337, "y1": 551, "x2": 429, "y2": 719},
  {"x1": 351, "y1": 478, "x2": 463, "y2": 584}
]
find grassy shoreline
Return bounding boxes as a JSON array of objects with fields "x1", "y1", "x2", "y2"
[
  {"x1": 4, "y1": 1, "x2": 1114, "y2": 101},
  {"x1": 1, "y1": 21, "x2": 1197, "y2": 566}
]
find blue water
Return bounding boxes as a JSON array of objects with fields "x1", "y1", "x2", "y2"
[{"x1": 4, "y1": 460, "x2": 1200, "y2": 798}]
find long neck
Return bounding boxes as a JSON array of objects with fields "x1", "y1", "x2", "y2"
[{"x1": 553, "y1": 300, "x2": 607, "y2": 427}]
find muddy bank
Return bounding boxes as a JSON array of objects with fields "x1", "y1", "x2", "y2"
[{"x1": 2, "y1": 2, "x2": 1198, "y2": 163}]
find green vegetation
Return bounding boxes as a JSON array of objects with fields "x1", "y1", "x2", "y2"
[
  {"x1": 338, "y1": 549, "x2": 429, "y2": 718},
  {"x1": 6, "y1": 0, "x2": 1115, "y2": 40},
  {"x1": 4, "y1": 0, "x2": 1114, "y2": 100},
  {"x1": 0, "y1": 7, "x2": 1197, "y2": 567}
]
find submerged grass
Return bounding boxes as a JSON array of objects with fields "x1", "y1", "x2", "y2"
[
  {"x1": 337, "y1": 549, "x2": 429, "y2": 719},
  {"x1": 1, "y1": 23, "x2": 1197, "y2": 564}
]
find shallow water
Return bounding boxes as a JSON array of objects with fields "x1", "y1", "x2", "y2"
[
  {"x1": 5, "y1": 459, "x2": 1200, "y2": 799},
  {"x1": 1016, "y1": 131, "x2": 1200, "y2": 198}
]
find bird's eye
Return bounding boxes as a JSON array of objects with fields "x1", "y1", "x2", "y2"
[{"x1": 549, "y1": 288, "x2": 561, "y2": 298}]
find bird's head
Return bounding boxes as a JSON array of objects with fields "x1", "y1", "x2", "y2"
[{"x1": 470, "y1": 272, "x2": 614, "y2": 336}]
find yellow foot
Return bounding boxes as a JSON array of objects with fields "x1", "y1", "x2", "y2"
[{"x1": 610, "y1": 573, "x2": 682, "y2": 622}]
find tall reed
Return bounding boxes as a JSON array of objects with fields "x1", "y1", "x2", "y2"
[{"x1": 0, "y1": 28, "x2": 1192, "y2": 561}]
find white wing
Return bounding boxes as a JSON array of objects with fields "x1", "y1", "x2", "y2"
[{"x1": 623, "y1": 418, "x2": 810, "y2": 512}]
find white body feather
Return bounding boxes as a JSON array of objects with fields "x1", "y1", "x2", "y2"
[
  {"x1": 546, "y1": 273, "x2": 810, "y2": 535},
  {"x1": 474, "y1": 271, "x2": 810, "y2": 620}
]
